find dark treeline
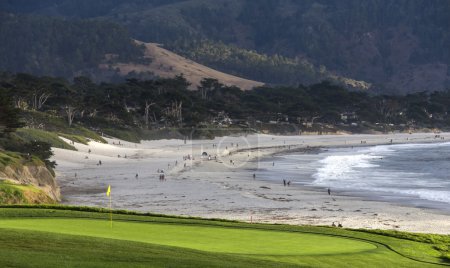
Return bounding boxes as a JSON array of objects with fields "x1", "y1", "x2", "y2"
[
  {"x1": 0, "y1": 12, "x2": 144, "y2": 79},
  {"x1": 168, "y1": 39, "x2": 330, "y2": 86},
  {"x1": 1, "y1": 72, "x2": 450, "y2": 134}
]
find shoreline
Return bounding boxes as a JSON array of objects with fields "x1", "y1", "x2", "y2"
[{"x1": 53, "y1": 132, "x2": 450, "y2": 234}]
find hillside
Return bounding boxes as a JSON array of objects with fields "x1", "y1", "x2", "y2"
[
  {"x1": 0, "y1": 13, "x2": 144, "y2": 80},
  {"x1": 1, "y1": 0, "x2": 449, "y2": 93},
  {"x1": 111, "y1": 0, "x2": 450, "y2": 93},
  {"x1": 100, "y1": 41, "x2": 264, "y2": 90}
]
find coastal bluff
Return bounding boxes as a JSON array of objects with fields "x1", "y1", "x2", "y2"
[{"x1": 0, "y1": 162, "x2": 60, "y2": 204}]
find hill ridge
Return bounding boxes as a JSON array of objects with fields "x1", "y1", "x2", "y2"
[{"x1": 100, "y1": 41, "x2": 264, "y2": 90}]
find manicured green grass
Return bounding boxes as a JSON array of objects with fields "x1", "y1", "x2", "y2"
[
  {"x1": 0, "y1": 218, "x2": 376, "y2": 255},
  {"x1": 0, "y1": 206, "x2": 447, "y2": 267}
]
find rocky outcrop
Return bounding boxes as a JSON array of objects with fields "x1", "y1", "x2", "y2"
[{"x1": 0, "y1": 165, "x2": 60, "y2": 202}]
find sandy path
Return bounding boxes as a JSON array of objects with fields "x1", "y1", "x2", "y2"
[{"x1": 52, "y1": 132, "x2": 450, "y2": 234}]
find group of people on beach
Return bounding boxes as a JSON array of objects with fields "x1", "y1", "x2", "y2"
[
  {"x1": 157, "y1": 169, "x2": 166, "y2": 181},
  {"x1": 331, "y1": 222, "x2": 343, "y2": 228}
]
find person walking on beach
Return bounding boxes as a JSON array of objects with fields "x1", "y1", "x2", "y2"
[
  {"x1": 287, "y1": 181, "x2": 291, "y2": 186},
  {"x1": 283, "y1": 179, "x2": 286, "y2": 186},
  {"x1": 253, "y1": 173, "x2": 256, "y2": 179},
  {"x1": 328, "y1": 188, "x2": 331, "y2": 195},
  {"x1": 135, "y1": 173, "x2": 139, "y2": 179}
]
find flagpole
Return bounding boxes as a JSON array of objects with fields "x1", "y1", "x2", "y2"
[
  {"x1": 107, "y1": 185, "x2": 112, "y2": 228},
  {"x1": 109, "y1": 193, "x2": 112, "y2": 228}
]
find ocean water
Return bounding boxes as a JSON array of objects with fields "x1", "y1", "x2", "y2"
[{"x1": 258, "y1": 142, "x2": 450, "y2": 212}]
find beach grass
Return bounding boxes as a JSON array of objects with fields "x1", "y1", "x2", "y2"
[
  {"x1": 0, "y1": 206, "x2": 447, "y2": 267},
  {"x1": 14, "y1": 128, "x2": 76, "y2": 150}
]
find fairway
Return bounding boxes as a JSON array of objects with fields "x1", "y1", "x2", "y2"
[
  {"x1": 0, "y1": 218, "x2": 376, "y2": 255},
  {"x1": 0, "y1": 207, "x2": 447, "y2": 267}
]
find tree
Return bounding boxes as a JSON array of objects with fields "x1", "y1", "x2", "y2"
[
  {"x1": 144, "y1": 100, "x2": 155, "y2": 128},
  {"x1": 64, "y1": 105, "x2": 77, "y2": 127},
  {"x1": 27, "y1": 141, "x2": 56, "y2": 169},
  {"x1": 198, "y1": 78, "x2": 222, "y2": 100},
  {"x1": 31, "y1": 88, "x2": 51, "y2": 110},
  {"x1": 0, "y1": 89, "x2": 24, "y2": 135}
]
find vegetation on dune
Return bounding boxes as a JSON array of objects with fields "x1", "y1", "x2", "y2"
[
  {"x1": 21, "y1": 110, "x2": 106, "y2": 143},
  {"x1": 57, "y1": 133, "x2": 89, "y2": 145},
  {"x1": 14, "y1": 128, "x2": 76, "y2": 150},
  {"x1": 0, "y1": 206, "x2": 447, "y2": 267},
  {"x1": 0, "y1": 90, "x2": 54, "y2": 169}
]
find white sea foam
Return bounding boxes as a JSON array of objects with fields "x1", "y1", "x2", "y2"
[
  {"x1": 313, "y1": 153, "x2": 380, "y2": 184},
  {"x1": 361, "y1": 187, "x2": 450, "y2": 204},
  {"x1": 310, "y1": 142, "x2": 450, "y2": 205}
]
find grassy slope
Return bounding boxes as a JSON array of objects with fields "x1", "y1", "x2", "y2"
[
  {"x1": 0, "y1": 206, "x2": 447, "y2": 267},
  {"x1": 0, "y1": 150, "x2": 45, "y2": 171},
  {"x1": 22, "y1": 110, "x2": 107, "y2": 143},
  {"x1": 0, "y1": 181, "x2": 55, "y2": 204},
  {"x1": 0, "y1": 152, "x2": 56, "y2": 204},
  {"x1": 14, "y1": 128, "x2": 76, "y2": 150},
  {"x1": 104, "y1": 41, "x2": 264, "y2": 90}
]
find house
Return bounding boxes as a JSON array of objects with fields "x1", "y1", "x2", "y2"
[{"x1": 340, "y1": 112, "x2": 358, "y2": 122}]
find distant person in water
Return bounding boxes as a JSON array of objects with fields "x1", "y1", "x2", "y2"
[
  {"x1": 253, "y1": 173, "x2": 256, "y2": 179},
  {"x1": 273, "y1": 162, "x2": 275, "y2": 166},
  {"x1": 328, "y1": 188, "x2": 331, "y2": 195},
  {"x1": 135, "y1": 173, "x2": 138, "y2": 179},
  {"x1": 98, "y1": 160, "x2": 102, "y2": 165},
  {"x1": 283, "y1": 179, "x2": 286, "y2": 186}
]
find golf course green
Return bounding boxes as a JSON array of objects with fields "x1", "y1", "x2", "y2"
[
  {"x1": 0, "y1": 218, "x2": 376, "y2": 255},
  {"x1": 0, "y1": 206, "x2": 448, "y2": 267}
]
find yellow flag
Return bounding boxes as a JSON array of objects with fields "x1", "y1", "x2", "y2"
[{"x1": 106, "y1": 185, "x2": 111, "y2": 197}]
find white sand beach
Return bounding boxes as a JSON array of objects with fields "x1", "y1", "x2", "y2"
[{"x1": 52, "y1": 132, "x2": 450, "y2": 234}]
